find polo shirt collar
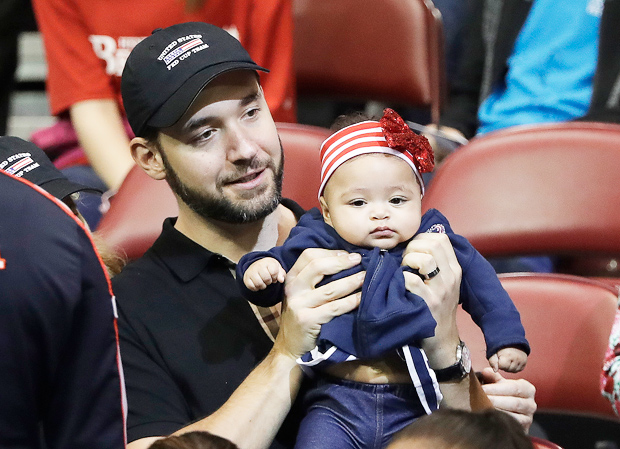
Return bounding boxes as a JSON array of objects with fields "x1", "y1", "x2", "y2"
[
  {"x1": 150, "y1": 200, "x2": 305, "y2": 283},
  {"x1": 151, "y1": 218, "x2": 233, "y2": 282}
]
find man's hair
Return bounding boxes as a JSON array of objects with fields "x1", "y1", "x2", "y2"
[
  {"x1": 388, "y1": 408, "x2": 534, "y2": 449},
  {"x1": 148, "y1": 431, "x2": 239, "y2": 449},
  {"x1": 141, "y1": 125, "x2": 162, "y2": 145}
]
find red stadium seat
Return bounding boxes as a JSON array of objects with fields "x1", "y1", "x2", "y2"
[
  {"x1": 422, "y1": 121, "x2": 620, "y2": 283},
  {"x1": 277, "y1": 122, "x2": 330, "y2": 211},
  {"x1": 530, "y1": 437, "x2": 564, "y2": 449},
  {"x1": 457, "y1": 273, "x2": 620, "y2": 448},
  {"x1": 459, "y1": 273, "x2": 618, "y2": 418},
  {"x1": 294, "y1": 0, "x2": 446, "y2": 123}
]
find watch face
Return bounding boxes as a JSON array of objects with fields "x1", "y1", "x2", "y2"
[{"x1": 462, "y1": 343, "x2": 472, "y2": 374}]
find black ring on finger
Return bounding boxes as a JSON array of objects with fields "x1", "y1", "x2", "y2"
[{"x1": 421, "y1": 267, "x2": 440, "y2": 281}]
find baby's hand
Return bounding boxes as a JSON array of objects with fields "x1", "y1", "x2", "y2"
[
  {"x1": 488, "y1": 347, "x2": 528, "y2": 373},
  {"x1": 243, "y1": 257, "x2": 286, "y2": 291}
]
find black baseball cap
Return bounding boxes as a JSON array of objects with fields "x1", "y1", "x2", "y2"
[
  {"x1": 121, "y1": 22, "x2": 269, "y2": 137},
  {"x1": 0, "y1": 136, "x2": 103, "y2": 200}
]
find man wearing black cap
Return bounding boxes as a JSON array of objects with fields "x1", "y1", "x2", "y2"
[
  {"x1": 113, "y1": 22, "x2": 537, "y2": 449},
  {"x1": 0, "y1": 136, "x2": 103, "y2": 221},
  {"x1": 0, "y1": 139, "x2": 126, "y2": 449}
]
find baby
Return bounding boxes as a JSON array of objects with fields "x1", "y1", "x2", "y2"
[{"x1": 236, "y1": 108, "x2": 529, "y2": 448}]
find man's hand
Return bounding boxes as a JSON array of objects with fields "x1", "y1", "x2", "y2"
[
  {"x1": 479, "y1": 367, "x2": 537, "y2": 432},
  {"x1": 274, "y1": 248, "x2": 364, "y2": 360},
  {"x1": 402, "y1": 233, "x2": 463, "y2": 369}
]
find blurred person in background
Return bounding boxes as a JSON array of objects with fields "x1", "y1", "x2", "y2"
[{"x1": 30, "y1": 0, "x2": 295, "y2": 197}]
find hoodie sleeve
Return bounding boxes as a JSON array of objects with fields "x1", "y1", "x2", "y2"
[{"x1": 420, "y1": 209, "x2": 530, "y2": 359}]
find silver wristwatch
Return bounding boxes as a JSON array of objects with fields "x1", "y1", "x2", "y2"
[{"x1": 433, "y1": 341, "x2": 472, "y2": 382}]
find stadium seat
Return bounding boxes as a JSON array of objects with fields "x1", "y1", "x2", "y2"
[
  {"x1": 457, "y1": 273, "x2": 620, "y2": 448},
  {"x1": 530, "y1": 437, "x2": 563, "y2": 449},
  {"x1": 422, "y1": 121, "x2": 620, "y2": 282},
  {"x1": 293, "y1": 0, "x2": 446, "y2": 124}
]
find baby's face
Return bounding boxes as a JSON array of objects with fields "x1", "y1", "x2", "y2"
[{"x1": 320, "y1": 154, "x2": 422, "y2": 249}]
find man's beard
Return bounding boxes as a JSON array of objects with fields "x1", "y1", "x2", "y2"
[{"x1": 159, "y1": 143, "x2": 284, "y2": 224}]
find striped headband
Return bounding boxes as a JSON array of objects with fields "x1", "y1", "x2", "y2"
[{"x1": 318, "y1": 108, "x2": 434, "y2": 199}]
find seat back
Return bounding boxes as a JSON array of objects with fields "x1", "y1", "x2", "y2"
[
  {"x1": 293, "y1": 0, "x2": 446, "y2": 123},
  {"x1": 96, "y1": 165, "x2": 176, "y2": 261},
  {"x1": 96, "y1": 122, "x2": 329, "y2": 260},
  {"x1": 277, "y1": 122, "x2": 330, "y2": 210},
  {"x1": 421, "y1": 122, "x2": 620, "y2": 277},
  {"x1": 457, "y1": 273, "x2": 618, "y2": 418},
  {"x1": 530, "y1": 437, "x2": 564, "y2": 449}
]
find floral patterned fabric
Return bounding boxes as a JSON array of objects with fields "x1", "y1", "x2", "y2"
[{"x1": 602, "y1": 307, "x2": 620, "y2": 415}]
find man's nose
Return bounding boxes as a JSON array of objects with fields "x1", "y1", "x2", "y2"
[{"x1": 226, "y1": 126, "x2": 259, "y2": 161}]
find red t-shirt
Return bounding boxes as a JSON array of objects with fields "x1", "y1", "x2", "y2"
[{"x1": 32, "y1": 0, "x2": 296, "y2": 123}]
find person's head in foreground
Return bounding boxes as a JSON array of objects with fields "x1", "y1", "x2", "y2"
[
  {"x1": 387, "y1": 408, "x2": 534, "y2": 449},
  {"x1": 0, "y1": 136, "x2": 102, "y2": 217},
  {"x1": 122, "y1": 21, "x2": 284, "y2": 225},
  {"x1": 148, "y1": 431, "x2": 239, "y2": 449},
  {"x1": 318, "y1": 108, "x2": 434, "y2": 250}
]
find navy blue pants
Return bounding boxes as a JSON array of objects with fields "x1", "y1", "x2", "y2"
[{"x1": 295, "y1": 376, "x2": 428, "y2": 449}]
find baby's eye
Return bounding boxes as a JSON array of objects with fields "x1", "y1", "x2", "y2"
[
  {"x1": 349, "y1": 199, "x2": 366, "y2": 207},
  {"x1": 390, "y1": 197, "x2": 407, "y2": 205}
]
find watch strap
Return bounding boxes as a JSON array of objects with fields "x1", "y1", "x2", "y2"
[{"x1": 433, "y1": 341, "x2": 471, "y2": 382}]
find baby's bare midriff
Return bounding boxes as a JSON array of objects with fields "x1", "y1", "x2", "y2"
[{"x1": 323, "y1": 352, "x2": 412, "y2": 384}]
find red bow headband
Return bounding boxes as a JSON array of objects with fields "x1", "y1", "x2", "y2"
[{"x1": 318, "y1": 108, "x2": 434, "y2": 199}]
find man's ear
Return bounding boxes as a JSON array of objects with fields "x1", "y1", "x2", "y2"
[
  {"x1": 130, "y1": 137, "x2": 167, "y2": 181},
  {"x1": 319, "y1": 196, "x2": 332, "y2": 226}
]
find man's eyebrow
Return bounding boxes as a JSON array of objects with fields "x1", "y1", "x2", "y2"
[
  {"x1": 183, "y1": 92, "x2": 262, "y2": 133},
  {"x1": 239, "y1": 91, "x2": 261, "y2": 107}
]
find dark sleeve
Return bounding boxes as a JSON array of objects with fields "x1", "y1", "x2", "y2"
[
  {"x1": 45, "y1": 227, "x2": 126, "y2": 449},
  {"x1": 439, "y1": 0, "x2": 486, "y2": 138},
  {"x1": 421, "y1": 210, "x2": 530, "y2": 359},
  {"x1": 579, "y1": 0, "x2": 620, "y2": 123},
  {"x1": 236, "y1": 249, "x2": 287, "y2": 307},
  {"x1": 114, "y1": 274, "x2": 194, "y2": 442},
  {"x1": 0, "y1": 199, "x2": 125, "y2": 449},
  {"x1": 455, "y1": 241, "x2": 530, "y2": 359}
]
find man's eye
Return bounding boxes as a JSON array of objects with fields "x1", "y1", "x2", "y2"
[
  {"x1": 245, "y1": 107, "x2": 260, "y2": 118},
  {"x1": 198, "y1": 129, "x2": 214, "y2": 140}
]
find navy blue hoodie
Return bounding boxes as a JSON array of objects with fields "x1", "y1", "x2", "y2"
[{"x1": 237, "y1": 208, "x2": 529, "y2": 360}]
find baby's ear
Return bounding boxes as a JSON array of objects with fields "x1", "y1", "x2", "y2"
[{"x1": 319, "y1": 197, "x2": 332, "y2": 225}]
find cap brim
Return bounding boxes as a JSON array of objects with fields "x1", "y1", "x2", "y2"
[
  {"x1": 147, "y1": 62, "x2": 268, "y2": 131},
  {"x1": 41, "y1": 178, "x2": 104, "y2": 200}
]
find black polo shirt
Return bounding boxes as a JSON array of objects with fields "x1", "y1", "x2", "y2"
[
  {"x1": 113, "y1": 199, "x2": 305, "y2": 448},
  {"x1": 0, "y1": 172, "x2": 125, "y2": 449}
]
